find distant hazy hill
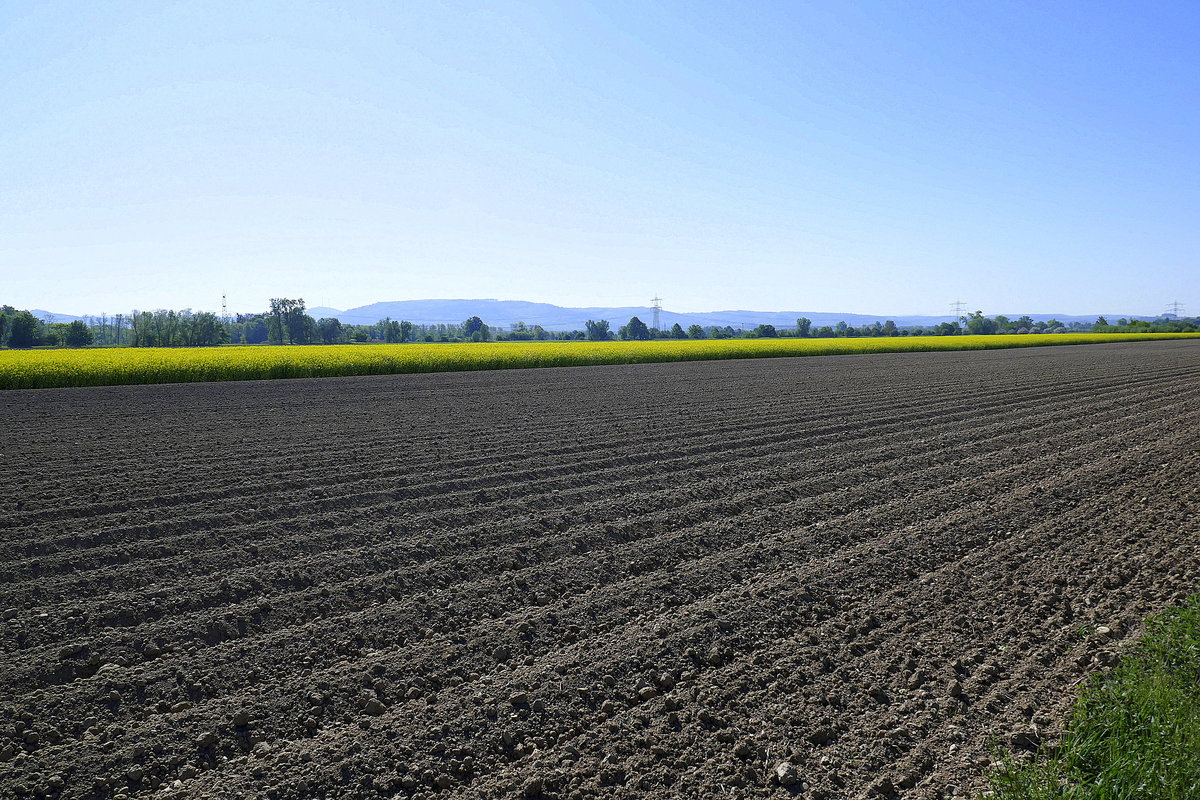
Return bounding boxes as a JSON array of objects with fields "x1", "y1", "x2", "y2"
[
  {"x1": 30, "y1": 301, "x2": 1160, "y2": 331},
  {"x1": 31, "y1": 309, "x2": 82, "y2": 323},
  {"x1": 310, "y1": 299, "x2": 1147, "y2": 331}
]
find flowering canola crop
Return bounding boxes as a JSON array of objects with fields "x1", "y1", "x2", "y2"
[{"x1": 1, "y1": 333, "x2": 1197, "y2": 390}]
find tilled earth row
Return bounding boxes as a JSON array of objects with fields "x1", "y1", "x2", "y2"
[{"x1": 1, "y1": 341, "x2": 1198, "y2": 800}]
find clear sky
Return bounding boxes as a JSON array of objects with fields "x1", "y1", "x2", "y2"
[{"x1": 2, "y1": 1, "x2": 1196, "y2": 317}]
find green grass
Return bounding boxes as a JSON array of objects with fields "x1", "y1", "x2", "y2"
[
  {"x1": 1, "y1": 332, "x2": 1198, "y2": 389},
  {"x1": 987, "y1": 595, "x2": 1200, "y2": 799}
]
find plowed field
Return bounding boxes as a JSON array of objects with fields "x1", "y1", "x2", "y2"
[{"x1": 2, "y1": 340, "x2": 1198, "y2": 800}]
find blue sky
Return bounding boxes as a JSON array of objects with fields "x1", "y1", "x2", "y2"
[{"x1": 2, "y1": 1, "x2": 1196, "y2": 316}]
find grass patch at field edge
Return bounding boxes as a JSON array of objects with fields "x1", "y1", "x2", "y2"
[{"x1": 986, "y1": 594, "x2": 1200, "y2": 799}]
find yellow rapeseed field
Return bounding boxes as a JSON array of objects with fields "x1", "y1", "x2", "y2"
[{"x1": 1, "y1": 333, "x2": 1197, "y2": 389}]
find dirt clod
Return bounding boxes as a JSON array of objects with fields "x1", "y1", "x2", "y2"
[{"x1": 774, "y1": 761, "x2": 799, "y2": 786}]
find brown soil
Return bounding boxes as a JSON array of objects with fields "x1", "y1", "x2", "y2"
[{"x1": 1, "y1": 340, "x2": 1198, "y2": 800}]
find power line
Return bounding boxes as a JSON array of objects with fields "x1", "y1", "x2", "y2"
[
  {"x1": 651, "y1": 295, "x2": 662, "y2": 331},
  {"x1": 950, "y1": 300, "x2": 967, "y2": 321},
  {"x1": 1166, "y1": 300, "x2": 1185, "y2": 317}
]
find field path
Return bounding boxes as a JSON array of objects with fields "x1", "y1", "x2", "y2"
[{"x1": 2, "y1": 340, "x2": 1198, "y2": 799}]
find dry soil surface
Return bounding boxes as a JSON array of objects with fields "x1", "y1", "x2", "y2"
[{"x1": 2, "y1": 340, "x2": 1198, "y2": 800}]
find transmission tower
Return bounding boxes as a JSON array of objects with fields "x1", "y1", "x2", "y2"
[
  {"x1": 950, "y1": 300, "x2": 967, "y2": 322},
  {"x1": 221, "y1": 292, "x2": 229, "y2": 324},
  {"x1": 1166, "y1": 300, "x2": 1185, "y2": 317},
  {"x1": 651, "y1": 295, "x2": 662, "y2": 331}
]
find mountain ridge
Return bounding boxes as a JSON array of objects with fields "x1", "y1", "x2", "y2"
[
  {"x1": 289, "y1": 299, "x2": 1158, "y2": 331},
  {"x1": 25, "y1": 301, "x2": 1167, "y2": 330}
]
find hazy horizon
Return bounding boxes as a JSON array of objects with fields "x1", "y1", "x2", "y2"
[
  {"x1": 25, "y1": 296, "x2": 1179, "y2": 324},
  {"x1": 3, "y1": 2, "x2": 1196, "y2": 316}
]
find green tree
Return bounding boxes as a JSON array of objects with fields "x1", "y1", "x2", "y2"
[
  {"x1": 966, "y1": 311, "x2": 998, "y2": 335},
  {"x1": 128, "y1": 311, "x2": 152, "y2": 346},
  {"x1": 687, "y1": 324, "x2": 705, "y2": 339},
  {"x1": 463, "y1": 316, "x2": 487, "y2": 340},
  {"x1": 881, "y1": 320, "x2": 898, "y2": 336},
  {"x1": 189, "y1": 311, "x2": 228, "y2": 346},
  {"x1": 267, "y1": 300, "x2": 285, "y2": 344},
  {"x1": 240, "y1": 315, "x2": 269, "y2": 344},
  {"x1": 753, "y1": 324, "x2": 778, "y2": 338},
  {"x1": 585, "y1": 319, "x2": 612, "y2": 341},
  {"x1": 45, "y1": 322, "x2": 71, "y2": 346},
  {"x1": 317, "y1": 317, "x2": 343, "y2": 344},
  {"x1": 795, "y1": 317, "x2": 812, "y2": 337},
  {"x1": 65, "y1": 320, "x2": 94, "y2": 347},
  {"x1": 9, "y1": 311, "x2": 38, "y2": 348},
  {"x1": 620, "y1": 317, "x2": 649, "y2": 340},
  {"x1": 290, "y1": 313, "x2": 315, "y2": 344},
  {"x1": 669, "y1": 322, "x2": 687, "y2": 339},
  {"x1": 266, "y1": 298, "x2": 311, "y2": 344}
]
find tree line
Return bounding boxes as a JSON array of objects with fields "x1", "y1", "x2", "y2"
[
  {"x1": 0, "y1": 302, "x2": 1195, "y2": 349},
  {"x1": 588, "y1": 311, "x2": 1198, "y2": 341}
]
